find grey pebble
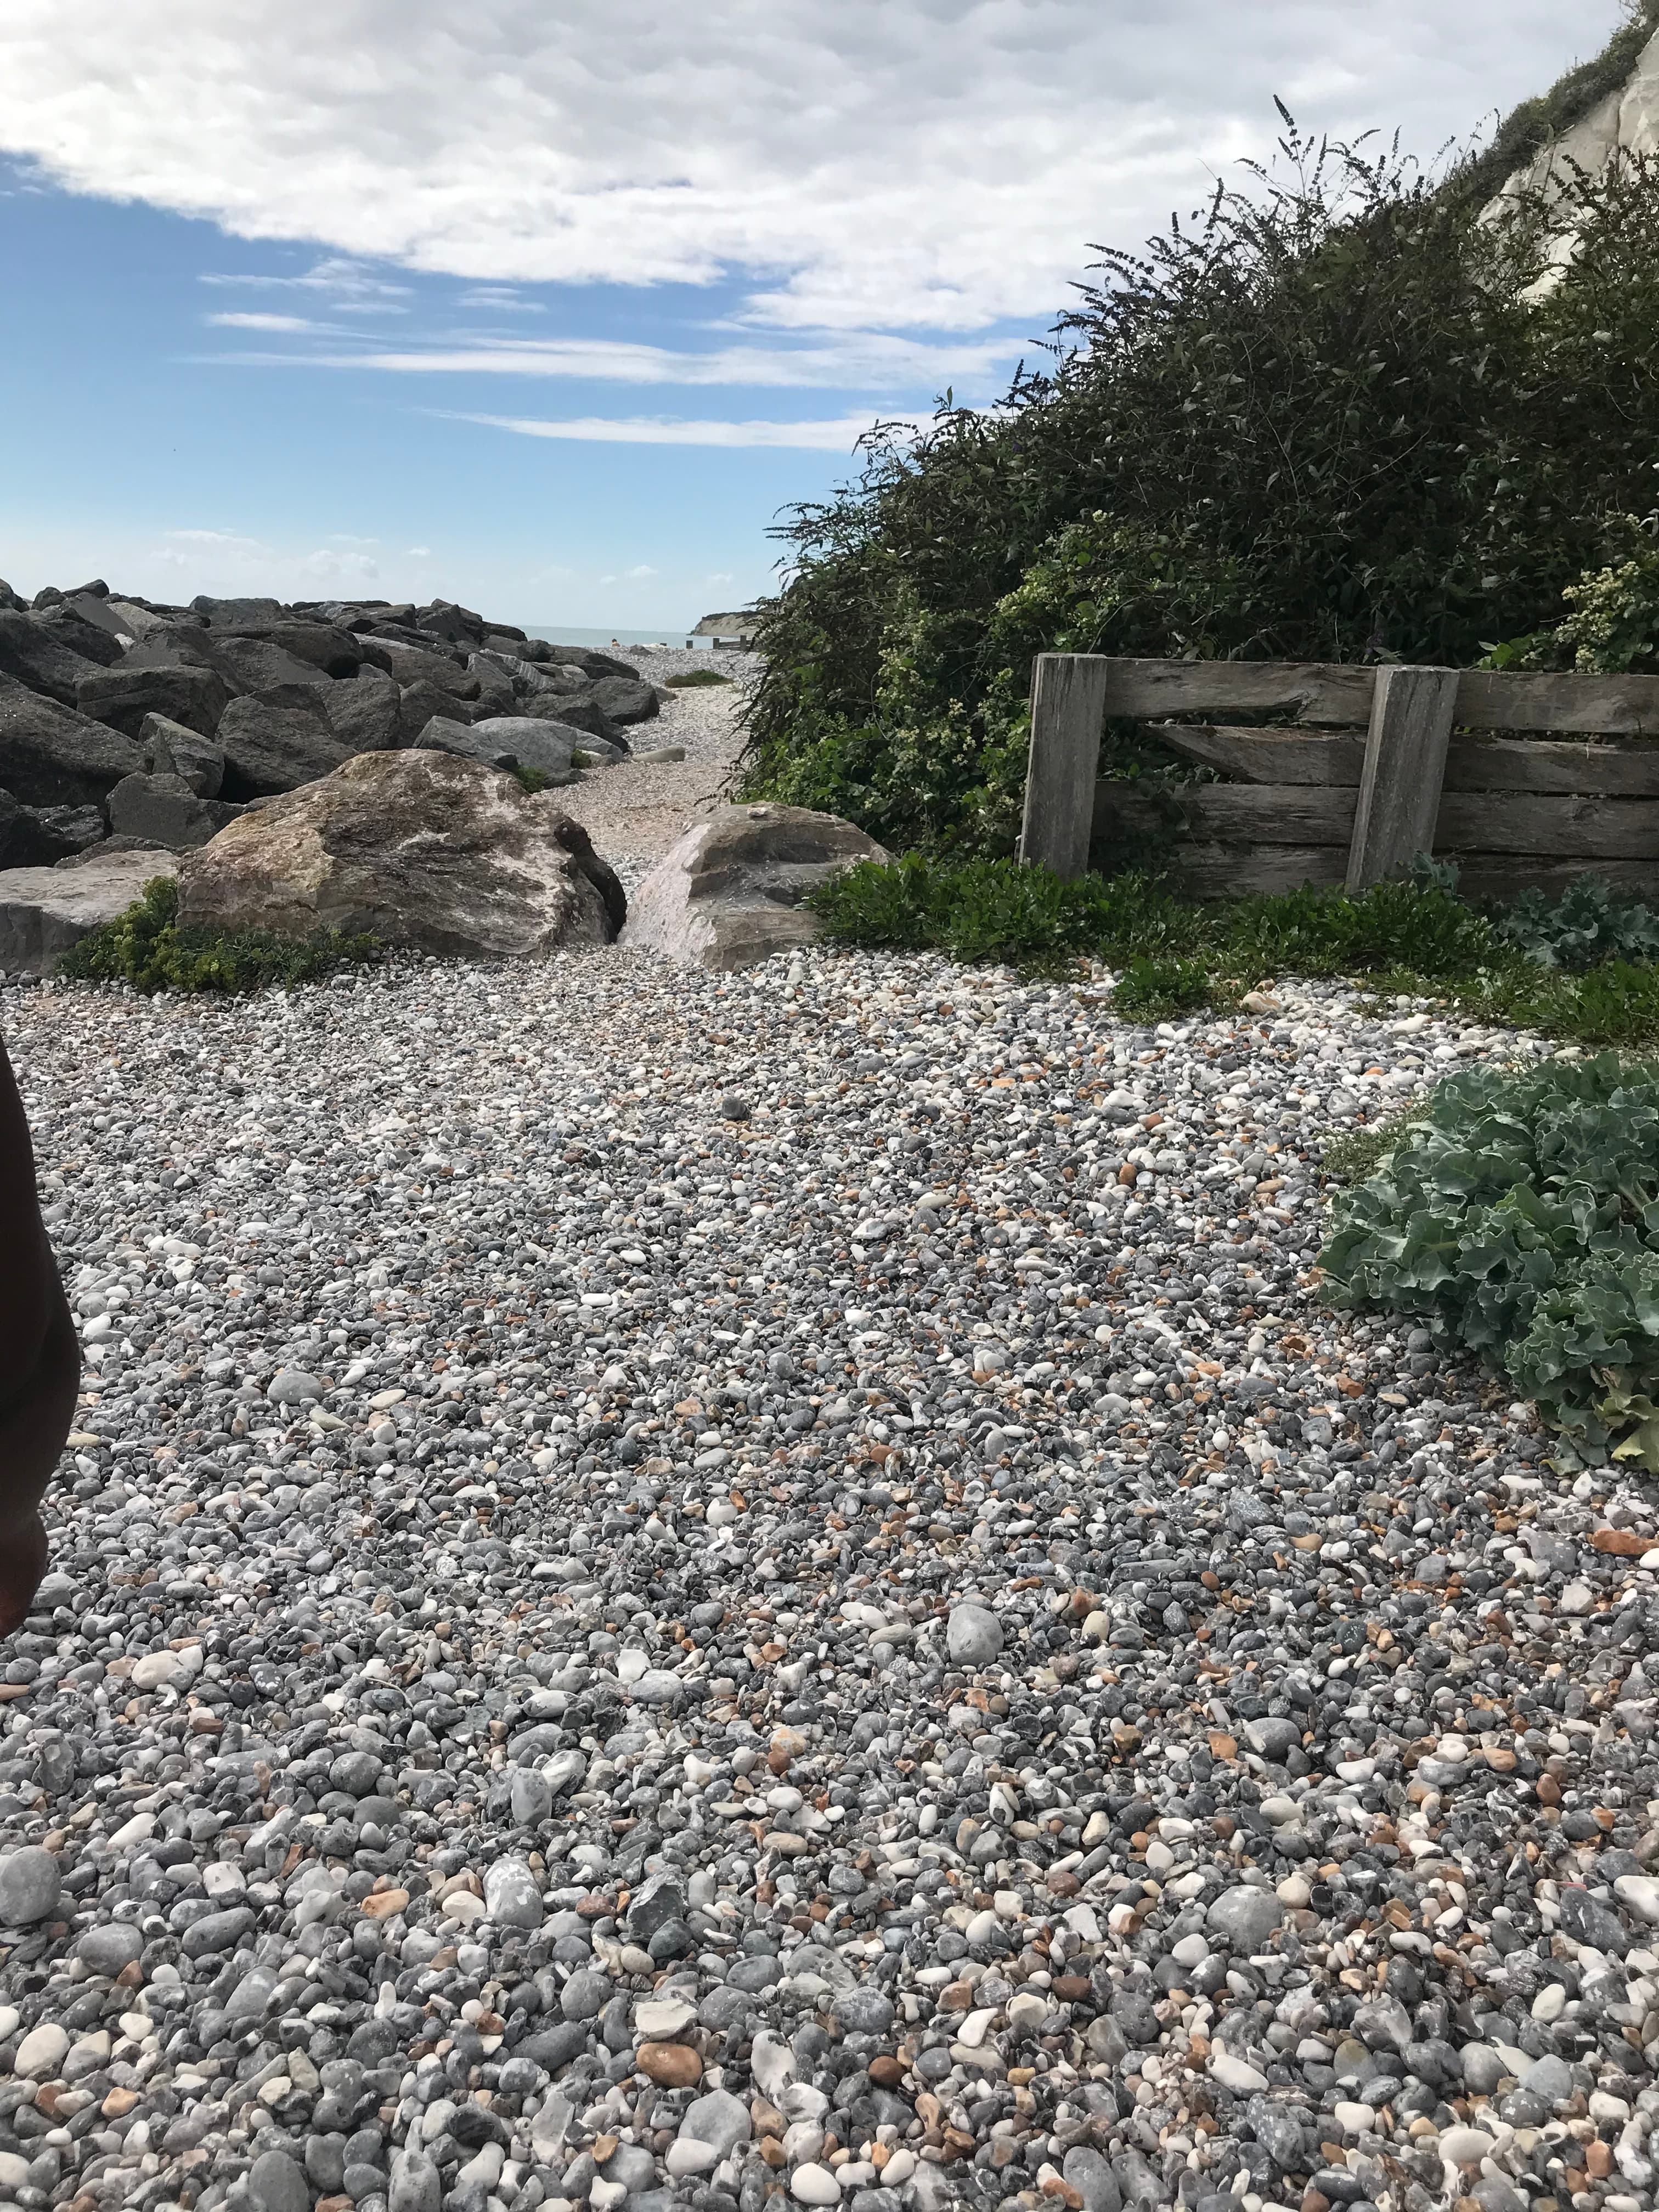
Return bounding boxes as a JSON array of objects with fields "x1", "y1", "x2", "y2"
[
  {"x1": 945, "y1": 1600, "x2": 1002, "y2": 1665},
  {"x1": 247, "y1": 2148, "x2": 310, "y2": 2212},
  {"x1": 0, "y1": 1847, "x2": 59, "y2": 1926}
]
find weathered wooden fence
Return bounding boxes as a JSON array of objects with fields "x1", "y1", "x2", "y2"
[{"x1": 1019, "y1": 654, "x2": 1659, "y2": 898}]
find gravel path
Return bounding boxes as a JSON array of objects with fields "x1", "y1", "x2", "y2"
[
  {"x1": 564, "y1": 661, "x2": 755, "y2": 891},
  {"x1": 0, "y1": 949, "x2": 1656, "y2": 2212}
]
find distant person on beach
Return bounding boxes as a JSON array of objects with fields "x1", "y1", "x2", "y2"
[
  {"x1": 611, "y1": 638, "x2": 622, "y2": 651},
  {"x1": 0, "y1": 1037, "x2": 77, "y2": 1632}
]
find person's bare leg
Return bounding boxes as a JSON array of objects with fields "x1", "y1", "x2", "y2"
[{"x1": 0, "y1": 1036, "x2": 78, "y2": 1632}]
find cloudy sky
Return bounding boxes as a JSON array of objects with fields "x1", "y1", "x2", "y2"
[{"x1": 0, "y1": 0, "x2": 1629, "y2": 627}]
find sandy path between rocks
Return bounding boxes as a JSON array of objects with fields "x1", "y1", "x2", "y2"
[{"x1": 560, "y1": 662, "x2": 754, "y2": 891}]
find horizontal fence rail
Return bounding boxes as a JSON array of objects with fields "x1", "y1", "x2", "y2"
[{"x1": 1019, "y1": 653, "x2": 1659, "y2": 898}]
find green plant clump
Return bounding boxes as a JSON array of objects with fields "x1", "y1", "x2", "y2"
[
  {"x1": 663, "y1": 668, "x2": 734, "y2": 687},
  {"x1": 59, "y1": 876, "x2": 381, "y2": 997},
  {"x1": 1497, "y1": 874, "x2": 1659, "y2": 969},
  {"x1": 1321, "y1": 1054, "x2": 1659, "y2": 1467},
  {"x1": 809, "y1": 855, "x2": 1659, "y2": 1047}
]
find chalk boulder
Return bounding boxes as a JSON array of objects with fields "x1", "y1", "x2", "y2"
[
  {"x1": 622, "y1": 803, "x2": 887, "y2": 970},
  {"x1": 177, "y1": 748, "x2": 625, "y2": 956}
]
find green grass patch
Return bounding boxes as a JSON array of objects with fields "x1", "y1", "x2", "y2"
[
  {"x1": 513, "y1": 764, "x2": 554, "y2": 794},
  {"x1": 1318, "y1": 1117, "x2": 1409, "y2": 1187},
  {"x1": 1322, "y1": 1053, "x2": 1659, "y2": 1469},
  {"x1": 59, "y1": 876, "x2": 381, "y2": 997},
  {"x1": 663, "y1": 668, "x2": 734, "y2": 687},
  {"x1": 807, "y1": 854, "x2": 1659, "y2": 1048}
]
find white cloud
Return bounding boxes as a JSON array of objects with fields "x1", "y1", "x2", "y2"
[
  {"x1": 200, "y1": 331, "x2": 1020, "y2": 392},
  {"x1": 448, "y1": 409, "x2": 921, "y2": 450},
  {"x1": 150, "y1": 526, "x2": 381, "y2": 585},
  {"x1": 206, "y1": 311, "x2": 320, "y2": 332},
  {"x1": 0, "y1": 2, "x2": 1624, "y2": 333},
  {"x1": 459, "y1": 286, "x2": 544, "y2": 313},
  {"x1": 165, "y1": 527, "x2": 268, "y2": 552},
  {"x1": 201, "y1": 255, "x2": 411, "y2": 313}
]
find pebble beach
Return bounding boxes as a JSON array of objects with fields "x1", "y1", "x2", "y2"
[{"x1": 0, "y1": 927, "x2": 1655, "y2": 2212}]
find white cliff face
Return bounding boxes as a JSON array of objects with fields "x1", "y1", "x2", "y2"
[{"x1": 1482, "y1": 26, "x2": 1659, "y2": 289}]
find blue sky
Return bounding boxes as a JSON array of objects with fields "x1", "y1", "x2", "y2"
[{"x1": 0, "y1": 0, "x2": 1629, "y2": 629}]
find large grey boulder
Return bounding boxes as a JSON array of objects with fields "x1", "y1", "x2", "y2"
[
  {"x1": 142, "y1": 714, "x2": 225, "y2": 797},
  {"x1": 589, "y1": 674, "x2": 659, "y2": 727},
  {"x1": 107, "y1": 773, "x2": 244, "y2": 851},
  {"x1": 365, "y1": 637, "x2": 479, "y2": 699},
  {"x1": 464, "y1": 716, "x2": 623, "y2": 773},
  {"x1": 121, "y1": 624, "x2": 239, "y2": 682},
  {"x1": 398, "y1": 680, "x2": 483, "y2": 742},
  {"x1": 409, "y1": 717, "x2": 526, "y2": 771},
  {"x1": 0, "y1": 674, "x2": 145, "y2": 804},
  {"x1": 76, "y1": 662, "x2": 235, "y2": 740},
  {"x1": 622, "y1": 804, "x2": 888, "y2": 970},
  {"x1": 465, "y1": 654, "x2": 518, "y2": 714},
  {"x1": 322, "y1": 668, "x2": 402, "y2": 754},
  {"x1": 209, "y1": 636, "x2": 332, "y2": 695},
  {"x1": 59, "y1": 592, "x2": 138, "y2": 645},
  {"x1": 27, "y1": 605, "x2": 127, "y2": 671},
  {"x1": 190, "y1": 594, "x2": 285, "y2": 625},
  {"x1": 0, "y1": 793, "x2": 104, "y2": 868},
  {"x1": 177, "y1": 749, "x2": 624, "y2": 956},
  {"x1": 534, "y1": 692, "x2": 625, "y2": 749},
  {"x1": 216, "y1": 687, "x2": 353, "y2": 797},
  {"x1": 107, "y1": 599, "x2": 170, "y2": 642},
  {"x1": 205, "y1": 620, "x2": 363, "y2": 677},
  {"x1": 414, "y1": 598, "x2": 489, "y2": 648},
  {"x1": 0, "y1": 849, "x2": 178, "y2": 974},
  {"x1": 0, "y1": 611, "x2": 111, "y2": 707},
  {"x1": 538, "y1": 644, "x2": 640, "y2": 681}
]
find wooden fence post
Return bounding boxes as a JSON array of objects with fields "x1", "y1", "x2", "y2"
[
  {"x1": 1345, "y1": 665, "x2": 1459, "y2": 893},
  {"x1": 1020, "y1": 654, "x2": 1110, "y2": 878}
]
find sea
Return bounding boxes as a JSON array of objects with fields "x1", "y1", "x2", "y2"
[{"x1": 524, "y1": 624, "x2": 715, "y2": 650}]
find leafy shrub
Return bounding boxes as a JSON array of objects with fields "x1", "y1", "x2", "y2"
[
  {"x1": 1321, "y1": 1054, "x2": 1659, "y2": 1465},
  {"x1": 743, "y1": 54, "x2": 1659, "y2": 854},
  {"x1": 1484, "y1": 512, "x2": 1659, "y2": 674},
  {"x1": 1497, "y1": 874, "x2": 1659, "y2": 968},
  {"x1": 664, "y1": 669, "x2": 733, "y2": 687},
  {"x1": 60, "y1": 876, "x2": 380, "y2": 996},
  {"x1": 513, "y1": 765, "x2": 553, "y2": 793}
]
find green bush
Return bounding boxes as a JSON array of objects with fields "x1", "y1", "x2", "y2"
[
  {"x1": 59, "y1": 876, "x2": 380, "y2": 996},
  {"x1": 664, "y1": 669, "x2": 734, "y2": 687},
  {"x1": 1321, "y1": 1054, "x2": 1659, "y2": 1466},
  {"x1": 742, "y1": 50, "x2": 1659, "y2": 854}
]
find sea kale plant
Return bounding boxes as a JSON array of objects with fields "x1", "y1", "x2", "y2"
[
  {"x1": 1496, "y1": 874, "x2": 1659, "y2": 970},
  {"x1": 1321, "y1": 1054, "x2": 1659, "y2": 1466}
]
